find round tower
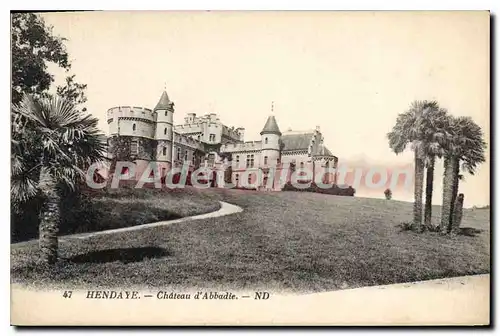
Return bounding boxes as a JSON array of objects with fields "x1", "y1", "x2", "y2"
[
  {"x1": 106, "y1": 106, "x2": 156, "y2": 161},
  {"x1": 154, "y1": 90, "x2": 175, "y2": 167},
  {"x1": 260, "y1": 115, "x2": 281, "y2": 168}
]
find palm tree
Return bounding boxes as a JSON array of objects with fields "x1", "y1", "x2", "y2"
[
  {"x1": 11, "y1": 94, "x2": 106, "y2": 264},
  {"x1": 387, "y1": 100, "x2": 444, "y2": 232},
  {"x1": 440, "y1": 116, "x2": 486, "y2": 234},
  {"x1": 420, "y1": 109, "x2": 449, "y2": 230}
]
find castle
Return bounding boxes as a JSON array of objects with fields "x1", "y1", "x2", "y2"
[{"x1": 106, "y1": 89, "x2": 338, "y2": 190}]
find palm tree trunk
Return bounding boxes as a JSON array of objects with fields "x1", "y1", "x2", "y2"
[
  {"x1": 451, "y1": 193, "x2": 464, "y2": 235},
  {"x1": 312, "y1": 159, "x2": 315, "y2": 185},
  {"x1": 413, "y1": 151, "x2": 425, "y2": 232},
  {"x1": 424, "y1": 156, "x2": 435, "y2": 230},
  {"x1": 440, "y1": 156, "x2": 457, "y2": 234},
  {"x1": 449, "y1": 159, "x2": 460, "y2": 228},
  {"x1": 38, "y1": 166, "x2": 60, "y2": 264}
]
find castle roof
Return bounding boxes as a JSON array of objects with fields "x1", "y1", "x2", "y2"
[
  {"x1": 154, "y1": 91, "x2": 171, "y2": 110},
  {"x1": 281, "y1": 132, "x2": 336, "y2": 157},
  {"x1": 281, "y1": 133, "x2": 314, "y2": 151},
  {"x1": 322, "y1": 147, "x2": 334, "y2": 157},
  {"x1": 260, "y1": 116, "x2": 281, "y2": 135}
]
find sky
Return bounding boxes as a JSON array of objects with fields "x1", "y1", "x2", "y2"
[{"x1": 41, "y1": 11, "x2": 490, "y2": 207}]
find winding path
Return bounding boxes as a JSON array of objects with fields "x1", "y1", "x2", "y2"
[{"x1": 62, "y1": 201, "x2": 243, "y2": 240}]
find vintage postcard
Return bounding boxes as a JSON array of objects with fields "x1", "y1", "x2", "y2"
[{"x1": 10, "y1": 10, "x2": 490, "y2": 326}]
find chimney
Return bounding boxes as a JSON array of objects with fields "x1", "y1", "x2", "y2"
[{"x1": 236, "y1": 127, "x2": 245, "y2": 141}]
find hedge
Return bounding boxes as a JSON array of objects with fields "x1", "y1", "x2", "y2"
[{"x1": 282, "y1": 182, "x2": 355, "y2": 196}]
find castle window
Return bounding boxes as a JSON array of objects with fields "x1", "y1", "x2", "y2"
[
  {"x1": 236, "y1": 155, "x2": 239, "y2": 164},
  {"x1": 184, "y1": 150, "x2": 188, "y2": 161},
  {"x1": 264, "y1": 156, "x2": 268, "y2": 165},
  {"x1": 265, "y1": 137, "x2": 268, "y2": 144},
  {"x1": 165, "y1": 111, "x2": 168, "y2": 117},
  {"x1": 162, "y1": 147, "x2": 166, "y2": 156},
  {"x1": 234, "y1": 173, "x2": 239, "y2": 185},
  {"x1": 197, "y1": 135, "x2": 201, "y2": 140},
  {"x1": 177, "y1": 147, "x2": 181, "y2": 160},
  {"x1": 130, "y1": 140, "x2": 138, "y2": 155},
  {"x1": 248, "y1": 174, "x2": 252, "y2": 184},
  {"x1": 164, "y1": 127, "x2": 167, "y2": 135},
  {"x1": 209, "y1": 134, "x2": 216, "y2": 142},
  {"x1": 132, "y1": 123, "x2": 136, "y2": 131},
  {"x1": 246, "y1": 154, "x2": 255, "y2": 168},
  {"x1": 300, "y1": 162, "x2": 304, "y2": 169}
]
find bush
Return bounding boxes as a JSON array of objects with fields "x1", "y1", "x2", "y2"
[
  {"x1": 11, "y1": 195, "x2": 44, "y2": 243},
  {"x1": 282, "y1": 182, "x2": 355, "y2": 196},
  {"x1": 384, "y1": 188, "x2": 392, "y2": 200},
  {"x1": 232, "y1": 186, "x2": 257, "y2": 191},
  {"x1": 396, "y1": 221, "x2": 413, "y2": 232}
]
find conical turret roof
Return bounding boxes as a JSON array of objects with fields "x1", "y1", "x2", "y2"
[
  {"x1": 154, "y1": 91, "x2": 171, "y2": 110},
  {"x1": 260, "y1": 115, "x2": 281, "y2": 136}
]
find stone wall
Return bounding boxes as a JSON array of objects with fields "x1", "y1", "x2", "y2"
[{"x1": 108, "y1": 135, "x2": 155, "y2": 162}]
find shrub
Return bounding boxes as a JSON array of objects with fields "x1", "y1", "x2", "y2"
[
  {"x1": 396, "y1": 221, "x2": 413, "y2": 232},
  {"x1": 11, "y1": 194, "x2": 44, "y2": 243},
  {"x1": 384, "y1": 188, "x2": 392, "y2": 200},
  {"x1": 282, "y1": 182, "x2": 355, "y2": 196}
]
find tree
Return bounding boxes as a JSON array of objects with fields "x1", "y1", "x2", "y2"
[
  {"x1": 420, "y1": 108, "x2": 449, "y2": 230},
  {"x1": 57, "y1": 74, "x2": 88, "y2": 107},
  {"x1": 384, "y1": 188, "x2": 392, "y2": 200},
  {"x1": 11, "y1": 13, "x2": 86, "y2": 105},
  {"x1": 11, "y1": 94, "x2": 106, "y2": 264},
  {"x1": 440, "y1": 116, "x2": 486, "y2": 233},
  {"x1": 387, "y1": 100, "x2": 444, "y2": 232},
  {"x1": 11, "y1": 13, "x2": 89, "y2": 239}
]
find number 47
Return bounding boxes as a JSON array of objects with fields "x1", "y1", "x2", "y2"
[{"x1": 63, "y1": 291, "x2": 73, "y2": 298}]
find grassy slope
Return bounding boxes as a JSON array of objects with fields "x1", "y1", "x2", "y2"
[
  {"x1": 11, "y1": 189, "x2": 490, "y2": 293},
  {"x1": 86, "y1": 186, "x2": 222, "y2": 230},
  {"x1": 47, "y1": 186, "x2": 221, "y2": 239}
]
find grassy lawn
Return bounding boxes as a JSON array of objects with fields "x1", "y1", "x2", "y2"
[{"x1": 11, "y1": 189, "x2": 490, "y2": 293}]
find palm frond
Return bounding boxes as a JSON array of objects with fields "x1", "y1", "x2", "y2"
[
  {"x1": 388, "y1": 100, "x2": 449, "y2": 159},
  {"x1": 11, "y1": 93, "x2": 107, "y2": 203},
  {"x1": 438, "y1": 114, "x2": 487, "y2": 176}
]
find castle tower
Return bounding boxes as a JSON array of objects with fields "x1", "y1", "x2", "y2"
[
  {"x1": 260, "y1": 115, "x2": 282, "y2": 168},
  {"x1": 106, "y1": 105, "x2": 156, "y2": 180},
  {"x1": 154, "y1": 90, "x2": 175, "y2": 169}
]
